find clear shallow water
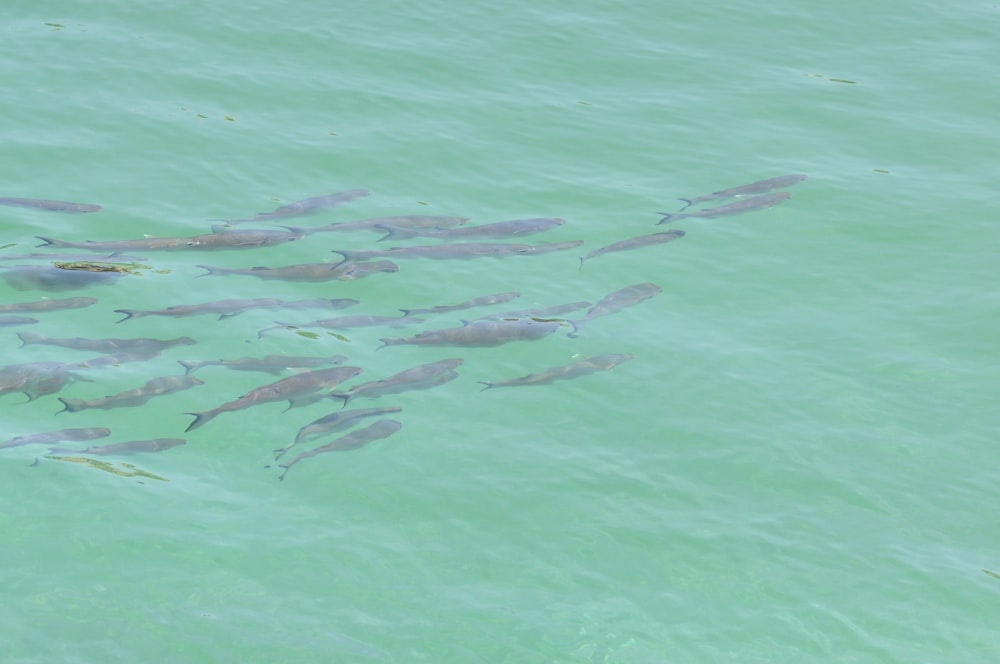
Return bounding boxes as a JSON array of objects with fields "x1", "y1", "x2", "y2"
[{"x1": 2, "y1": 1, "x2": 998, "y2": 662}]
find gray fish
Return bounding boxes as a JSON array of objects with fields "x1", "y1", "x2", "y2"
[
  {"x1": 292, "y1": 215, "x2": 469, "y2": 235},
  {"x1": 478, "y1": 353, "x2": 634, "y2": 390},
  {"x1": 259, "y1": 314, "x2": 423, "y2": 338},
  {"x1": 0, "y1": 427, "x2": 111, "y2": 450},
  {"x1": 178, "y1": 354, "x2": 348, "y2": 376},
  {"x1": 376, "y1": 217, "x2": 565, "y2": 242},
  {"x1": 0, "y1": 360, "x2": 87, "y2": 402},
  {"x1": 278, "y1": 419, "x2": 402, "y2": 480},
  {"x1": 658, "y1": 192, "x2": 791, "y2": 224},
  {"x1": 678, "y1": 174, "x2": 807, "y2": 210},
  {"x1": 400, "y1": 291, "x2": 521, "y2": 317},
  {"x1": 2, "y1": 264, "x2": 123, "y2": 292},
  {"x1": 0, "y1": 197, "x2": 101, "y2": 213},
  {"x1": 329, "y1": 358, "x2": 463, "y2": 406},
  {"x1": 185, "y1": 365, "x2": 362, "y2": 432},
  {"x1": 378, "y1": 317, "x2": 565, "y2": 350},
  {"x1": 35, "y1": 227, "x2": 302, "y2": 252},
  {"x1": 114, "y1": 295, "x2": 357, "y2": 322},
  {"x1": 579, "y1": 230, "x2": 685, "y2": 268},
  {"x1": 332, "y1": 240, "x2": 584, "y2": 262},
  {"x1": 196, "y1": 259, "x2": 398, "y2": 282},
  {"x1": 276, "y1": 297, "x2": 360, "y2": 312},
  {"x1": 0, "y1": 296, "x2": 98, "y2": 314},
  {"x1": 57, "y1": 374, "x2": 204, "y2": 413},
  {"x1": 275, "y1": 406, "x2": 403, "y2": 460},
  {"x1": 219, "y1": 189, "x2": 370, "y2": 225},
  {"x1": 0, "y1": 315, "x2": 38, "y2": 326},
  {"x1": 50, "y1": 438, "x2": 186, "y2": 456},
  {"x1": 481, "y1": 300, "x2": 593, "y2": 321},
  {"x1": 18, "y1": 331, "x2": 196, "y2": 354},
  {"x1": 77, "y1": 349, "x2": 164, "y2": 369},
  {"x1": 567, "y1": 283, "x2": 662, "y2": 337}
]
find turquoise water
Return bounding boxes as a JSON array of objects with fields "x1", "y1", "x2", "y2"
[{"x1": 2, "y1": 1, "x2": 999, "y2": 662}]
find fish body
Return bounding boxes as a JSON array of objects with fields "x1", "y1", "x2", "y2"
[
  {"x1": 678, "y1": 174, "x2": 807, "y2": 210},
  {"x1": 482, "y1": 300, "x2": 593, "y2": 321},
  {"x1": 221, "y1": 189, "x2": 370, "y2": 224},
  {"x1": 378, "y1": 317, "x2": 564, "y2": 349},
  {"x1": 115, "y1": 298, "x2": 284, "y2": 322},
  {"x1": 196, "y1": 259, "x2": 397, "y2": 282},
  {"x1": 567, "y1": 283, "x2": 662, "y2": 337},
  {"x1": 50, "y1": 438, "x2": 186, "y2": 455},
  {"x1": 178, "y1": 354, "x2": 347, "y2": 375},
  {"x1": 400, "y1": 291, "x2": 521, "y2": 317},
  {"x1": 35, "y1": 228, "x2": 302, "y2": 252},
  {"x1": 259, "y1": 314, "x2": 423, "y2": 338},
  {"x1": 579, "y1": 230, "x2": 685, "y2": 268},
  {"x1": 275, "y1": 406, "x2": 404, "y2": 459},
  {"x1": 0, "y1": 360, "x2": 85, "y2": 402},
  {"x1": 0, "y1": 315, "x2": 38, "y2": 326},
  {"x1": 185, "y1": 365, "x2": 362, "y2": 432},
  {"x1": 0, "y1": 427, "x2": 111, "y2": 450},
  {"x1": 296, "y1": 215, "x2": 469, "y2": 235},
  {"x1": 479, "y1": 353, "x2": 634, "y2": 389},
  {"x1": 278, "y1": 419, "x2": 403, "y2": 480},
  {"x1": 333, "y1": 240, "x2": 583, "y2": 262},
  {"x1": 0, "y1": 296, "x2": 98, "y2": 314},
  {"x1": 18, "y1": 331, "x2": 196, "y2": 354},
  {"x1": 329, "y1": 358, "x2": 463, "y2": 406},
  {"x1": 376, "y1": 217, "x2": 565, "y2": 242},
  {"x1": 57, "y1": 374, "x2": 204, "y2": 413},
  {"x1": 0, "y1": 197, "x2": 101, "y2": 213},
  {"x1": 2, "y1": 264, "x2": 123, "y2": 291},
  {"x1": 658, "y1": 192, "x2": 791, "y2": 224}
]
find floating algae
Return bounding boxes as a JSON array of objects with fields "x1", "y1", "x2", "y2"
[
  {"x1": 53, "y1": 261, "x2": 152, "y2": 275},
  {"x1": 43, "y1": 455, "x2": 170, "y2": 482}
]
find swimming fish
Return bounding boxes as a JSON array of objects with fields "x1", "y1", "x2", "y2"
[
  {"x1": 219, "y1": 189, "x2": 370, "y2": 224},
  {"x1": 17, "y1": 331, "x2": 196, "y2": 354},
  {"x1": 677, "y1": 174, "x2": 807, "y2": 210},
  {"x1": 0, "y1": 360, "x2": 87, "y2": 401},
  {"x1": 35, "y1": 227, "x2": 302, "y2": 252},
  {"x1": 275, "y1": 406, "x2": 404, "y2": 460},
  {"x1": 178, "y1": 354, "x2": 348, "y2": 376},
  {"x1": 399, "y1": 291, "x2": 521, "y2": 317},
  {"x1": 195, "y1": 259, "x2": 398, "y2": 282},
  {"x1": 332, "y1": 240, "x2": 583, "y2": 262},
  {"x1": 258, "y1": 314, "x2": 423, "y2": 338},
  {"x1": 328, "y1": 358, "x2": 463, "y2": 406},
  {"x1": 1, "y1": 264, "x2": 124, "y2": 292},
  {"x1": 0, "y1": 427, "x2": 111, "y2": 450},
  {"x1": 658, "y1": 192, "x2": 791, "y2": 224},
  {"x1": 277, "y1": 419, "x2": 403, "y2": 480},
  {"x1": 291, "y1": 215, "x2": 469, "y2": 235},
  {"x1": 0, "y1": 197, "x2": 101, "y2": 214},
  {"x1": 579, "y1": 230, "x2": 685, "y2": 269},
  {"x1": 566, "y1": 283, "x2": 662, "y2": 337},
  {"x1": 0, "y1": 315, "x2": 38, "y2": 326},
  {"x1": 113, "y1": 296, "x2": 357, "y2": 322},
  {"x1": 378, "y1": 317, "x2": 564, "y2": 349},
  {"x1": 184, "y1": 365, "x2": 362, "y2": 432},
  {"x1": 478, "y1": 353, "x2": 634, "y2": 390},
  {"x1": 57, "y1": 374, "x2": 204, "y2": 413},
  {"x1": 375, "y1": 217, "x2": 565, "y2": 242},
  {"x1": 0, "y1": 296, "x2": 98, "y2": 314}
]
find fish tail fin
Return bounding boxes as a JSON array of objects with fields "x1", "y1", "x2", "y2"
[
  {"x1": 477, "y1": 381, "x2": 493, "y2": 391},
  {"x1": 578, "y1": 256, "x2": 585, "y2": 271},
  {"x1": 56, "y1": 397, "x2": 81, "y2": 414},
  {"x1": 16, "y1": 331, "x2": 40, "y2": 347},
  {"x1": 374, "y1": 224, "x2": 416, "y2": 242},
  {"x1": 113, "y1": 309, "x2": 141, "y2": 323},
  {"x1": 330, "y1": 249, "x2": 353, "y2": 262},
  {"x1": 177, "y1": 360, "x2": 199, "y2": 374},
  {"x1": 656, "y1": 212, "x2": 676, "y2": 225},
  {"x1": 184, "y1": 410, "x2": 215, "y2": 432},
  {"x1": 277, "y1": 466, "x2": 291, "y2": 481},
  {"x1": 375, "y1": 337, "x2": 396, "y2": 351},
  {"x1": 677, "y1": 198, "x2": 694, "y2": 211},
  {"x1": 34, "y1": 236, "x2": 64, "y2": 248},
  {"x1": 566, "y1": 320, "x2": 582, "y2": 339},
  {"x1": 194, "y1": 265, "x2": 223, "y2": 278}
]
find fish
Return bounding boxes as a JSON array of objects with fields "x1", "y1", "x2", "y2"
[
  {"x1": 2, "y1": 264, "x2": 123, "y2": 291},
  {"x1": 0, "y1": 197, "x2": 101, "y2": 213},
  {"x1": 328, "y1": 358, "x2": 463, "y2": 406},
  {"x1": 76, "y1": 350, "x2": 164, "y2": 369},
  {"x1": 0, "y1": 360, "x2": 88, "y2": 402},
  {"x1": 658, "y1": 192, "x2": 791, "y2": 224},
  {"x1": 566, "y1": 283, "x2": 662, "y2": 337},
  {"x1": 291, "y1": 215, "x2": 469, "y2": 235},
  {"x1": 378, "y1": 317, "x2": 565, "y2": 350},
  {"x1": 277, "y1": 419, "x2": 402, "y2": 480},
  {"x1": 17, "y1": 331, "x2": 196, "y2": 354},
  {"x1": 184, "y1": 365, "x2": 363, "y2": 432},
  {"x1": 258, "y1": 314, "x2": 424, "y2": 338},
  {"x1": 480, "y1": 301, "x2": 593, "y2": 321},
  {"x1": 275, "y1": 406, "x2": 404, "y2": 460},
  {"x1": 195, "y1": 259, "x2": 398, "y2": 282},
  {"x1": 0, "y1": 315, "x2": 38, "y2": 326},
  {"x1": 178, "y1": 354, "x2": 348, "y2": 375},
  {"x1": 114, "y1": 296, "x2": 356, "y2": 322},
  {"x1": 579, "y1": 230, "x2": 685, "y2": 268},
  {"x1": 218, "y1": 189, "x2": 371, "y2": 224},
  {"x1": 375, "y1": 217, "x2": 565, "y2": 242},
  {"x1": 332, "y1": 240, "x2": 584, "y2": 262},
  {"x1": 0, "y1": 296, "x2": 98, "y2": 313},
  {"x1": 35, "y1": 227, "x2": 302, "y2": 252},
  {"x1": 0, "y1": 427, "x2": 111, "y2": 450},
  {"x1": 400, "y1": 291, "x2": 521, "y2": 317},
  {"x1": 677, "y1": 174, "x2": 807, "y2": 210},
  {"x1": 57, "y1": 374, "x2": 204, "y2": 413},
  {"x1": 49, "y1": 438, "x2": 186, "y2": 456},
  {"x1": 478, "y1": 353, "x2": 634, "y2": 390}
]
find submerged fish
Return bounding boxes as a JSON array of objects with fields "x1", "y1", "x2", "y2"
[
  {"x1": 276, "y1": 406, "x2": 404, "y2": 460},
  {"x1": 481, "y1": 300, "x2": 593, "y2": 321},
  {"x1": 35, "y1": 227, "x2": 302, "y2": 252},
  {"x1": 478, "y1": 353, "x2": 634, "y2": 390},
  {"x1": 567, "y1": 283, "x2": 662, "y2": 337},
  {"x1": 0, "y1": 315, "x2": 38, "y2": 326},
  {"x1": 0, "y1": 427, "x2": 111, "y2": 450},
  {"x1": 219, "y1": 189, "x2": 370, "y2": 224},
  {"x1": 259, "y1": 314, "x2": 423, "y2": 338},
  {"x1": 2, "y1": 264, "x2": 123, "y2": 292},
  {"x1": 658, "y1": 192, "x2": 791, "y2": 224},
  {"x1": 57, "y1": 374, "x2": 204, "y2": 413},
  {"x1": 294, "y1": 215, "x2": 469, "y2": 235},
  {"x1": 196, "y1": 259, "x2": 398, "y2": 282},
  {"x1": 678, "y1": 174, "x2": 807, "y2": 210},
  {"x1": 0, "y1": 360, "x2": 87, "y2": 402},
  {"x1": 378, "y1": 317, "x2": 565, "y2": 349},
  {"x1": 178, "y1": 354, "x2": 348, "y2": 376},
  {"x1": 18, "y1": 331, "x2": 196, "y2": 354},
  {"x1": 185, "y1": 365, "x2": 362, "y2": 432},
  {"x1": 376, "y1": 217, "x2": 565, "y2": 242},
  {"x1": 113, "y1": 296, "x2": 355, "y2": 322},
  {"x1": 400, "y1": 291, "x2": 521, "y2": 317},
  {"x1": 0, "y1": 197, "x2": 101, "y2": 214},
  {"x1": 328, "y1": 358, "x2": 463, "y2": 406},
  {"x1": 277, "y1": 419, "x2": 402, "y2": 480},
  {"x1": 333, "y1": 240, "x2": 583, "y2": 262},
  {"x1": 579, "y1": 230, "x2": 685, "y2": 268},
  {"x1": 50, "y1": 438, "x2": 186, "y2": 456},
  {"x1": 0, "y1": 296, "x2": 98, "y2": 314}
]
